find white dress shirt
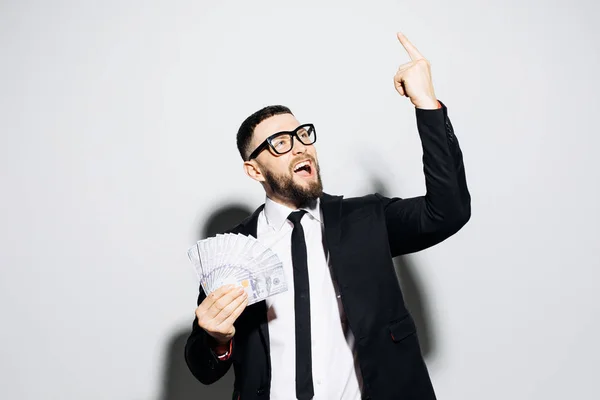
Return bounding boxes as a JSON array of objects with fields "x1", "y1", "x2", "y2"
[{"x1": 257, "y1": 196, "x2": 363, "y2": 400}]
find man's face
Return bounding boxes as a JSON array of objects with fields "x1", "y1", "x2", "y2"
[{"x1": 246, "y1": 113, "x2": 323, "y2": 208}]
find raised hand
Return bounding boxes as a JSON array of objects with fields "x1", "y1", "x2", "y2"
[
  {"x1": 394, "y1": 32, "x2": 439, "y2": 109},
  {"x1": 196, "y1": 284, "x2": 249, "y2": 345}
]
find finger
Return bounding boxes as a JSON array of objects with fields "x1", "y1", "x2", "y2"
[
  {"x1": 397, "y1": 32, "x2": 424, "y2": 61},
  {"x1": 398, "y1": 83, "x2": 409, "y2": 97},
  {"x1": 397, "y1": 61, "x2": 414, "y2": 72},
  {"x1": 394, "y1": 75, "x2": 405, "y2": 96},
  {"x1": 213, "y1": 289, "x2": 248, "y2": 325},
  {"x1": 198, "y1": 285, "x2": 233, "y2": 312},
  {"x1": 394, "y1": 59, "x2": 415, "y2": 81},
  {"x1": 199, "y1": 291, "x2": 244, "y2": 331},
  {"x1": 219, "y1": 295, "x2": 249, "y2": 328},
  {"x1": 213, "y1": 296, "x2": 247, "y2": 332},
  {"x1": 199, "y1": 285, "x2": 240, "y2": 317},
  {"x1": 210, "y1": 286, "x2": 245, "y2": 315}
]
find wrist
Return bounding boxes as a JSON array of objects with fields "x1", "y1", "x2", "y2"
[
  {"x1": 414, "y1": 99, "x2": 440, "y2": 110},
  {"x1": 412, "y1": 92, "x2": 439, "y2": 109}
]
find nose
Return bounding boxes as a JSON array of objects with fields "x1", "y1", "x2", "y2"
[{"x1": 291, "y1": 136, "x2": 307, "y2": 155}]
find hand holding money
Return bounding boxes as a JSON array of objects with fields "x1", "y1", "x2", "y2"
[{"x1": 196, "y1": 284, "x2": 249, "y2": 345}]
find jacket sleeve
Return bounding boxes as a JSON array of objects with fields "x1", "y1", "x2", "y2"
[
  {"x1": 377, "y1": 101, "x2": 471, "y2": 257},
  {"x1": 184, "y1": 286, "x2": 234, "y2": 385}
]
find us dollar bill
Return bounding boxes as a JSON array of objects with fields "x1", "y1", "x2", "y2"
[{"x1": 201, "y1": 263, "x2": 288, "y2": 305}]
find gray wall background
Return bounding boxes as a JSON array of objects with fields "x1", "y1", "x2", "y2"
[{"x1": 1, "y1": 0, "x2": 599, "y2": 399}]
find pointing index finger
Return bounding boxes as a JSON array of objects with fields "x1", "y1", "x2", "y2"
[{"x1": 397, "y1": 32, "x2": 424, "y2": 61}]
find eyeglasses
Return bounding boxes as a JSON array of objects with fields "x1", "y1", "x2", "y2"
[{"x1": 247, "y1": 124, "x2": 317, "y2": 160}]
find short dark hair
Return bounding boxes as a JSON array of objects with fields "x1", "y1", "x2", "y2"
[{"x1": 236, "y1": 105, "x2": 293, "y2": 161}]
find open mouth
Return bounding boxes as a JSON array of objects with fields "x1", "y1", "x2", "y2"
[{"x1": 292, "y1": 160, "x2": 314, "y2": 178}]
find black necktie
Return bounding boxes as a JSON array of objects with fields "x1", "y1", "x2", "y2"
[{"x1": 287, "y1": 210, "x2": 314, "y2": 400}]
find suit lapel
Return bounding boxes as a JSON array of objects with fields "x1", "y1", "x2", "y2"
[
  {"x1": 321, "y1": 192, "x2": 343, "y2": 254},
  {"x1": 320, "y1": 193, "x2": 345, "y2": 292},
  {"x1": 233, "y1": 204, "x2": 264, "y2": 238}
]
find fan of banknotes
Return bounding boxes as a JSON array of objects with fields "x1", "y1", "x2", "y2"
[{"x1": 187, "y1": 233, "x2": 288, "y2": 305}]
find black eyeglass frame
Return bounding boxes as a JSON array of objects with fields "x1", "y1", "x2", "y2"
[{"x1": 247, "y1": 123, "x2": 316, "y2": 160}]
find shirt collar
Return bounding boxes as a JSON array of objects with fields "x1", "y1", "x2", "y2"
[{"x1": 264, "y1": 196, "x2": 322, "y2": 231}]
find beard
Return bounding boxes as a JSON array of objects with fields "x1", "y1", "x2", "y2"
[{"x1": 262, "y1": 157, "x2": 324, "y2": 209}]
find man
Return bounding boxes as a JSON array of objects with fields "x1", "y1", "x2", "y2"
[{"x1": 185, "y1": 33, "x2": 471, "y2": 400}]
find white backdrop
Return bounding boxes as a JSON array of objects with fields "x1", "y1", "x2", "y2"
[{"x1": 1, "y1": 0, "x2": 599, "y2": 399}]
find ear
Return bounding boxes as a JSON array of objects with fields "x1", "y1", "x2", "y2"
[{"x1": 243, "y1": 160, "x2": 266, "y2": 183}]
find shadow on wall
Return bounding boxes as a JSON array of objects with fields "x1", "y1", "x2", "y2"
[{"x1": 160, "y1": 204, "x2": 253, "y2": 400}]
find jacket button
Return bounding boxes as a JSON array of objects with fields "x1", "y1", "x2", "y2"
[{"x1": 256, "y1": 388, "x2": 265, "y2": 395}]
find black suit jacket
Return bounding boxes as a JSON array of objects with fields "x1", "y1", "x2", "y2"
[{"x1": 185, "y1": 103, "x2": 471, "y2": 400}]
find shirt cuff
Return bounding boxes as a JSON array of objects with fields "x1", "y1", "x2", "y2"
[
  {"x1": 214, "y1": 339, "x2": 233, "y2": 361},
  {"x1": 416, "y1": 100, "x2": 442, "y2": 110}
]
